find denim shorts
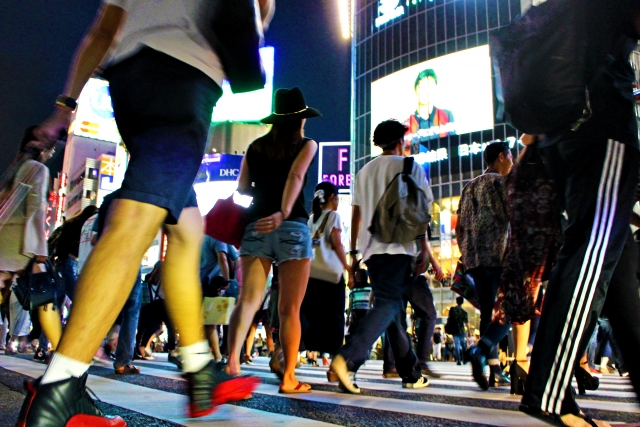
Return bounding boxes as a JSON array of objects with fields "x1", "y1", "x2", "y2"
[
  {"x1": 103, "y1": 47, "x2": 222, "y2": 224},
  {"x1": 240, "y1": 221, "x2": 313, "y2": 264}
]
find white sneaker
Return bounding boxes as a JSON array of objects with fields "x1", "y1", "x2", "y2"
[{"x1": 403, "y1": 376, "x2": 429, "y2": 389}]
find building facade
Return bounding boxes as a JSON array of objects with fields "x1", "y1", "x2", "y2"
[{"x1": 352, "y1": 0, "x2": 526, "y2": 278}]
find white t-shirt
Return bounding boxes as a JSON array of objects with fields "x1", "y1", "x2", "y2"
[
  {"x1": 77, "y1": 214, "x2": 98, "y2": 272},
  {"x1": 352, "y1": 156, "x2": 431, "y2": 262},
  {"x1": 102, "y1": 0, "x2": 230, "y2": 86}
]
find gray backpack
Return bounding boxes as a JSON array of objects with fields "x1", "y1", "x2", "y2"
[{"x1": 369, "y1": 157, "x2": 433, "y2": 244}]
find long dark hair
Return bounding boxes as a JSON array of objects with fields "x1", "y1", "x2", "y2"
[
  {"x1": 251, "y1": 119, "x2": 304, "y2": 161},
  {"x1": 511, "y1": 137, "x2": 546, "y2": 193},
  {"x1": 312, "y1": 182, "x2": 338, "y2": 224},
  {"x1": 0, "y1": 126, "x2": 42, "y2": 196}
]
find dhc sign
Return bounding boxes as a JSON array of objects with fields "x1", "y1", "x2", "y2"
[
  {"x1": 195, "y1": 153, "x2": 243, "y2": 183},
  {"x1": 319, "y1": 142, "x2": 351, "y2": 194}
]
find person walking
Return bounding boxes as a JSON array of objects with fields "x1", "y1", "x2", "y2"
[
  {"x1": 226, "y1": 87, "x2": 320, "y2": 394},
  {"x1": 16, "y1": 1, "x2": 273, "y2": 424},
  {"x1": 54, "y1": 205, "x2": 98, "y2": 300},
  {"x1": 0, "y1": 127, "x2": 62, "y2": 357},
  {"x1": 445, "y1": 297, "x2": 469, "y2": 365},
  {"x1": 519, "y1": 3, "x2": 640, "y2": 425},
  {"x1": 300, "y1": 182, "x2": 352, "y2": 360},
  {"x1": 432, "y1": 326, "x2": 443, "y2": 361},
  {"x1": 456, "y1": 141, "x2": 513, "y2": 387},
  {"x1": 468, "y1": 135, "x2": 563, "y2": 395},
  {"x1": 329, "y1": 119, "x2": 432, "y2": 393}
]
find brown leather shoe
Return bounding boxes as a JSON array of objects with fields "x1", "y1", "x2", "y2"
[{"x1": 115, "y1": 364, "x2": 141, "y2": 375}]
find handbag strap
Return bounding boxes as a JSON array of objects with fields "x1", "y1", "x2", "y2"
[{"x1": 312, "y1": 211, "x2": 332, "y2": 240}]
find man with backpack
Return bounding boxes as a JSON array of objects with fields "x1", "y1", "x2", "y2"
[
  {"x1": 329, "y1": 119, "x2": 433, "y2": 393},
  {"x1": 445, "y1": 296, "x2": 470, "y2": 365}
]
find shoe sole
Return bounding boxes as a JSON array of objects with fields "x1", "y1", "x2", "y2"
[
  {"x1": 17, "y1": 380, "x2": 127, "y2": 427},
  {"x1": 403, "y1": 383, "x2": 429, "y2": 389},
  {"x1": 188, "y1": 376, "x2": 261, "y2": 419}
]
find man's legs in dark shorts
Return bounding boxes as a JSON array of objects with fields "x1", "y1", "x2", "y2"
[{"x1": 521, "y1": 138, "x2": 639, "y2": 417}]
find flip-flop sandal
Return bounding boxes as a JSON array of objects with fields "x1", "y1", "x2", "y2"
[{"x1": 278, "y1": 382, "x2": 312, "y2": 394}]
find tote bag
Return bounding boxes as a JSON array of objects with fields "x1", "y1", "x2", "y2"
[
  {"x1": 309, "y1": 211, "x2": 344, "y2": 283},
  {"x1": 202, "y1": 296, "x2": 235, "y2": 325},
  {"x1": 204, "y1": 194, "x2": 248, "y2": 248}
]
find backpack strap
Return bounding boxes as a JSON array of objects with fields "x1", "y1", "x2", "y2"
[
  {"x1": 402, "y1": 156, "x2": 415, "y2": 176},
  {"x1": 312, "y1": 211, "x2": 332, "y2": 240}
]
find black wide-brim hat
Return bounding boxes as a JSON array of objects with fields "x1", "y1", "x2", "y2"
[{"x1": 260, "y1": 87, "x2": 322, "y2": 124}]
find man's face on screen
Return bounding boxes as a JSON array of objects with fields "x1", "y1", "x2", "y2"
[{"x1": 416, "y1": 76, "x2": 437, "y2": 107}]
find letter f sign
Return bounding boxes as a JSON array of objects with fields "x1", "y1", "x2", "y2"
[{"x1": 338, "y1": 148, "x2": 348, "y2": 172}]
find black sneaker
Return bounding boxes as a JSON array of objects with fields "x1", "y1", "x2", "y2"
[
  {"x1": 184, "y1": 360, "x2": 260, "y2": 418},
  {"x1": 466, "y1": 346, "x2": 489, "y2": 391},
  {"x1": 33, "y1": 348, "x2": 48, "y2": 364},
  {"x1": 16, "y1": 373, "x2": 126, "y2": 427}
]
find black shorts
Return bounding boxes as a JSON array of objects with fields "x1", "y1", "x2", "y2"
[{"x1": 103, "y1": 47, "x2": 222, "y2": 224}]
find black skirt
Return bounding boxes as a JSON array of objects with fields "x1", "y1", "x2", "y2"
[{"x1": 300, "y1": 276, "x2": 346, "y2": 355}]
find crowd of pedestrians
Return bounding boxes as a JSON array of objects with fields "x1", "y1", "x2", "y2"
[{"x1": 1, "y1": 1, "x2": 640, "y2": 427}]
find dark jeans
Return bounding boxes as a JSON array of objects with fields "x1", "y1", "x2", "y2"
[
  {"x1": 61, "y1": 258, "x2": 78, "y2": 300},
  {"x1": 115, "y1": 276, "x2": 142, "y2": 368},
  {"x1": 595, "y1": 318, "x2": 625, "y2": 372},
  {"x1": 383, "y1": 275, "x2": 438, "y2": 368},
  {"x1": 338, "y1": 255, "x2": 421, "y2": 383},
  {"x1": 345, "y1": 309, "x2": 368, "y2": 345},
  {"x1": 522, "y1": 138, "x2": 639, "y2": 415},
  {"x1": 453, "y1": 334, "x2": 466, "y2": 363},
  {"x1": 467, "y1": 266, "x2": 507, "y2": 361}
]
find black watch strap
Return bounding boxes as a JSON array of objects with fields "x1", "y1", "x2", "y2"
[{"x1": 55, "y1": 94, "x2": 78, "y2": 111}]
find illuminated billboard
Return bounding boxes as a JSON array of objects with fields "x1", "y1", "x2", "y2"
[
  {"x1": 370, "y1": 45, "x2": 494, "y2": 155},
  {"x1": 73, "y1": 78, "x2": 121, "y2": 143},
  {"x1": 211, "y1": 46, "x2": 275, "y2": 123}
]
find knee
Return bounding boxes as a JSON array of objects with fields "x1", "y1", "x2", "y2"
[{"x1": 278, "y1": 301, "x2": 300, "y2": 320}]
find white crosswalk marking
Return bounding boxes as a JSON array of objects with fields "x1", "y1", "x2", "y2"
[{"x1": 1, "y1": 354, "x2": 637, "y2": 426}]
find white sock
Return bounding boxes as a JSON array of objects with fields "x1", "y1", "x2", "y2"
[
  {"x1": 41, "y1": 353, "x2": 91, "y2": 385},
  {"x1": 180, "y1": 340, "x2": 212, "y2": 373}
]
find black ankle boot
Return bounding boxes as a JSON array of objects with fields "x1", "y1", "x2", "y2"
[{"x1": 16, "y1": 373, "x2": 126, "y2": 427}]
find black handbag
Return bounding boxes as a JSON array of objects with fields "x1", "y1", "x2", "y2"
[{"x1": 13, "y1": 259, "x2": 65, "y2": 311}]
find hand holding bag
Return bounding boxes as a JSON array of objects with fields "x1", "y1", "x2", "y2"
[
  {"x1": 13, "y1": 259, "x2": 65, "y2": 311},
  {"x1": 450, "y1": 260, "x2": 480, "y2": 309},
  {"x1": 204, "y1": 193, "x2": 248, "y2": 248}
]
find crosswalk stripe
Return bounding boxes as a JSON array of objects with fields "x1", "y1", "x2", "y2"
[{"x1": 1, "y1": 355, "x2": 637, "y2": 426}]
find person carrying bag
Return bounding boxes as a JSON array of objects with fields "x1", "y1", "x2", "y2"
[{"x1": 300, "y1": 183, "x2": 353, "y2": 361}]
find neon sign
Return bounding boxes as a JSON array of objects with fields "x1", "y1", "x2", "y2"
[
  {"x1": 458, "y1": 137, "x2": 518, "y2": 157},
  {"x1": 319, "y1": 142, "x2": 352, "y2": 194},
  {"x1": 376, "y1": 0, "x2": 427, "y2": 28}
]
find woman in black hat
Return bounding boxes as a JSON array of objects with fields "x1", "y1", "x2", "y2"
[{"x1": 227, "y1": 87, "x2": 321, "y2": 393}]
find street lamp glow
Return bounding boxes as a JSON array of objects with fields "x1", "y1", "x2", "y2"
[{"x1": 338, "y1": 0, "x2": 352, "y2": 39}]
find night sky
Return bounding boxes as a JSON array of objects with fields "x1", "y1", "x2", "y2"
[{"x1": 0, "y1": 1, "x2": 352, "y2": 174}]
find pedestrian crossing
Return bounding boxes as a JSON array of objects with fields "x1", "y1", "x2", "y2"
[{"x1": 0, "y1": 354, "x2": 637, "y2": 426}]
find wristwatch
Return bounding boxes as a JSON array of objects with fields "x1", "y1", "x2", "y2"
[
  {"x1": 348, "y1": 250, "x2": 360, "y2": 256},
  {"x1": 55, "y1": 94, "x2": 78, "y2": 111}
]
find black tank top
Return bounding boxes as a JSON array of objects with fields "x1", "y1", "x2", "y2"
[{"x1": 245, "y1": 136, "x2": 310, "y2": 223}]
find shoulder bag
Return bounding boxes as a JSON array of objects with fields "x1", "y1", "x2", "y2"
[
  {"x1": 13, "y1": 259, "x2": 66, "y2": 311},
  {"x1": 309, "y1": 211, "x2": 344, "y2": 284}
]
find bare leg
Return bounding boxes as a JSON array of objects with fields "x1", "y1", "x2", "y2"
[
  {"x1": 227, "y1": 257, "x2": 271, "y2": 376},
  {"x1": 205, "y1": 325, "x2": 222, "y2": 361},
  {"x1": 278, "y1": 259, "x2": 311, "y2": 392},
  {"x1": 55, "y1": 200, "x2": 166, "y2": 362},
  {"x1": 38, "y1": 304, "x2": 62, "y2": 351},
  {"x1": 161, "y1": 207, "x2": 206, "y2": 348},
  {"x1": 267, "y1": 329, "x2": 274, "y2": 354},
  {"x1": 513, "y1": 321, "x2": 531, "y2": 372},
  {"x1": 246, "y1": 323, "x2": 257, "y2": 357}
]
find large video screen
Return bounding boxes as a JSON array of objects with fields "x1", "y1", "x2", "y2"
[
  {"x1": 370, "y1": 45, "x2": 494, "y2": 155},
  {"x1": 211, "y1": 46, "x2": 275, "y2": 123}
]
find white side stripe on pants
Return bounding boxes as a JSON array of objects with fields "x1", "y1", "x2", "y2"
[{"x1": 541, "y1": 140, "x2": 625, "y2": 414}]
